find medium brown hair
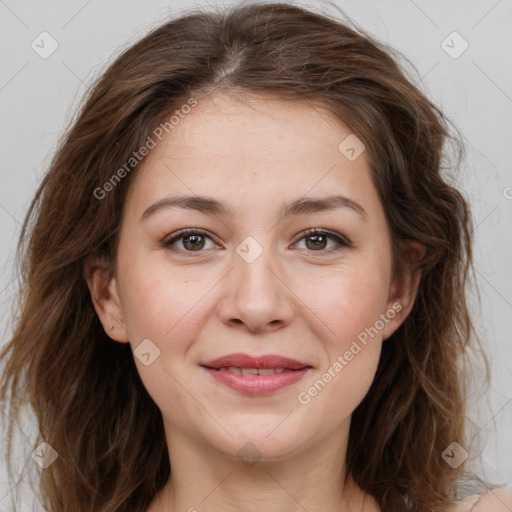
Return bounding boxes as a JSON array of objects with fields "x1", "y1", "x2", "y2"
[{"x1": 1, "y1": 2, "x2": 490, "y2": 511}]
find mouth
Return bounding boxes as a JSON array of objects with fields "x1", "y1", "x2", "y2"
[
  {"x1": 201, "y1": 366, "x2": 309, "y2": 375},
  {"x1": 201, "y1": 352, "x2": 312, "y2": 371},
  {"x1": 200, "y1": 353, "x2": 313, "y2": 395}
]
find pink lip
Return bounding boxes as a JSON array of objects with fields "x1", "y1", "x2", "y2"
[
  {"x1": 200, "y1": 353, "x2": 312, "y2": 395},
  {"x1": 203, "y1": 367, "x2": 311, "y2": 395},
  {"x1": 201, "y1": 353, "x2": 310, "y2": 370}
]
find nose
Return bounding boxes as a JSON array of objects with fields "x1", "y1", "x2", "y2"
[{"x1": 217, "y1": 242, "x2": 296, "y2": 334}]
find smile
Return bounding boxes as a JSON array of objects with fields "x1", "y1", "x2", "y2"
[
  {"x1": 201, "y1": 366, "x2": 311, "y2": 395},
  {"x1": 212, "y1": 367, "x2": 296, "y2": 375}
]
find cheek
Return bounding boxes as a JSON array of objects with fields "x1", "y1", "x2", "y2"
[
  {"x1": 119, "y1": 263, "x2": 212, "y2": 412},
  {"x1": 307, "y1": 266, "x2": 390, "y2": 347},
  {"x1": 119, "y1": 258, "x2": 214, "y2": 341},
  {"x1": 298, "y1": 268, "x2": 388, "y2": 399},
  {"x1": 297, "y1": 272, "x2": 386, "y2": 426}
]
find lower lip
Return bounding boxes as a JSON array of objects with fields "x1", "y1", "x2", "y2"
[{"x1": 202, "y1": 367, "x2": 311, "y2": 395}]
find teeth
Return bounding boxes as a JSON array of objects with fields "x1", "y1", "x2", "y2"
[
  {"x1": 241, "y1": 368, "x2": 259, "y2": 375},
  {"x1": 216, "y1": 367, "x2": 291, "y2": 375}
]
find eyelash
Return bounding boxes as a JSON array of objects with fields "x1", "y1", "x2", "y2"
[{"x1": 162, "y1": 228, "x2": 351, "y2": 255}]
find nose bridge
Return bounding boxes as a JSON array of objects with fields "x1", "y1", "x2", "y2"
[
  {"x1": 234, "y1": 233, "x2": 279, "y2": 292},
  {"x1": 217, "y1": 232, "x2": 295, "y2": 332}
]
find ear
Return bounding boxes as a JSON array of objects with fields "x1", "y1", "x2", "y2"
[
  {"x1": 382, "y1": 240, "x2": 426, "y2": 341},
  {"x1": 83, "y1": 255, "x2": 129, "y2": 343}
]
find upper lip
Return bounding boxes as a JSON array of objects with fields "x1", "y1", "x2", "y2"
[{"x1": 201, "y1": 353, "x2": 311, "y2": 370}]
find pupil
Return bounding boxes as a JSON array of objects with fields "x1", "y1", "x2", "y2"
[
  {"x1": 184, "y1": 235, "x2": 204, "y2": 251},
  {"x1": 306, "y1": 235, "x2": 326, "y2": 250}
]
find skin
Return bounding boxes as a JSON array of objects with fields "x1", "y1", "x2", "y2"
[{"x1": 85, "y1": 91, "x2": 426, "y2": 512}]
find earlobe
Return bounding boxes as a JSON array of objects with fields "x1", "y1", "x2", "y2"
[
  {"x1": 83, "y1": 255, "x2": 130, "y2": 343},
  {"x1": 382, "y1": 240, "x2": 426, "y2": 341}
]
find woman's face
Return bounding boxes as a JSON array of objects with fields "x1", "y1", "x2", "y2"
[{"x1": 92, "y1": 92, "x2": 421, "y2": 462}]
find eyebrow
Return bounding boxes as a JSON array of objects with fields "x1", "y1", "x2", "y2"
[{"x1": 141, "y1": 194, "x2": 368, "y2": 222}]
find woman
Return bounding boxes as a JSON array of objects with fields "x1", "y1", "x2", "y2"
[{"x1": 1, "y1": 2, "x2": 510, "y2": 511}]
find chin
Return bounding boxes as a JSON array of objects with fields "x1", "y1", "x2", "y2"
[{"x1": 208, "y1": 420, "x2": 310, "y2": 462}]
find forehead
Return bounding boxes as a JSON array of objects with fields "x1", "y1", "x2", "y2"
[
  {"x1": 124, "y1": 91, "x2": 383, "y2": 222},
  {"x1": 168, "y1": 92, "x2": 352, "y2": 159}
]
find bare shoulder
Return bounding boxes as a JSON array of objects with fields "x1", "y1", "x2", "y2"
[{"x1": 451, "y1": 484, "x2": 512, "y2": 512}]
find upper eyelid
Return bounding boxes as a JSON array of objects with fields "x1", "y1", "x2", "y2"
[
  {"x1": 163, "y1": 228, "x2": 215, "y2": 242},
  {"x1": 299, "y1": 228, "x2": 350, "y2": 245}
]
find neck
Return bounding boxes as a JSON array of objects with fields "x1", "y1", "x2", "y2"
[{"x1": 149, "y1": 419, "x2": 380, "y2": 512}]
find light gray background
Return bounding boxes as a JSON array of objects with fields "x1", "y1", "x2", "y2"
[{"x1": 1, "y1": 0, "x2": 511, "y2": 509}]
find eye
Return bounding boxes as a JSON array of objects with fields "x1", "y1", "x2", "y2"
[
  {"x1": 162, "y1": 227, "x2": 351, "y2": 255},
  {"x1": 293, "y1": 228, "x2": 351, "y2": 253},
  {"x1": 162, "y1": 229, "x2": 217, "y2": 253}
]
